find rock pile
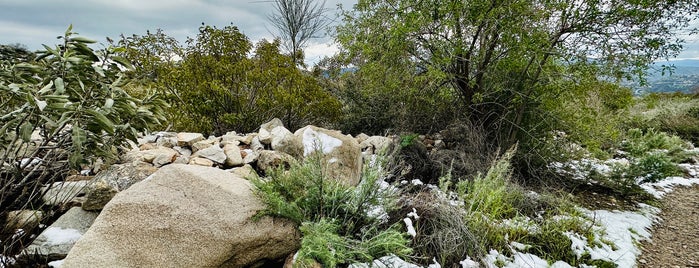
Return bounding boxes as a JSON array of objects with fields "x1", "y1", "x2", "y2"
[{"x1": 25, "y1": 118, "x2": 399, "y2": 267}]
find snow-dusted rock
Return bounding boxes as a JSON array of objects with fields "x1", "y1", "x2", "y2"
[
  {"x1": 295, "y1": 126, "x2": 363, "y2": 186},
  {"x1": 176, "y1": 132, "x2": 204, "y2": 147},
  {"x1": 61, "y1": 164, "x2": 299, "y2": 268},
  {"x1": 23, "y1": 207, "x2": 98, "y2": 259}
]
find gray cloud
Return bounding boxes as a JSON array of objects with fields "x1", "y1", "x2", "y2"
[
  {"x1": 2, "y1": 1, "x2": 697, "y2": 64},
  {"x1": 0, "y1": 0, "x2": 355, "y2": 64}
]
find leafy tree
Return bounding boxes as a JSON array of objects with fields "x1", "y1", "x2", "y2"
[
  {"x1": 337, "y1": 0, "x2": 699, "y2": 145},
  {"x1": 119, "y1": 24, "x2": 341, "y2": 135},
  {"x1": 268, "y1": 0, "x2": 329, "y2": 65},
  {"x1": 115, "y1": 29, "x2": 183, "y2": 83},
  {"x1": 0, "y1": 43, "x2": 34, "y2": 63},
  {"x1": 1, "y1": 26, "x2": 167, "y2": 254}
]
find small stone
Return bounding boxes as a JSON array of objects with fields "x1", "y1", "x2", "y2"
[
  {"x1": 193, "y1": 145, "x2": 226, "y2": 164},
  {"x1": 177, "y1": 132, "x2": 205, "y2": 147},
  {"x1": 189, "y1": 157, "x2": 214, "y2": 167},
  {"x1": 192, "y1": 139, "x2": 215, "y2": 153},
  {"x1": 228, "y1": 164, "x2": 258, "y2": 179},
  {"x1": 224, "y1": 144, "x2": 244, "y2": 167},
  {"x1": 5, "y1": 210, "x2": 43, "y2": 231}
]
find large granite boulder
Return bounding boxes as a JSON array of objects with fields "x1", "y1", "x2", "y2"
[
  {"x1": 294, "y1": 126, "x2": 363, "y2": 186},
  {"x1": 61, "y1": 164, "x2": 299, "y2": 268}
]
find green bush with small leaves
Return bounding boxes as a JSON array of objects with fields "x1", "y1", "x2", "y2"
[{"x1": 252, "y1": 154, "x2": 412, "y2": 266}]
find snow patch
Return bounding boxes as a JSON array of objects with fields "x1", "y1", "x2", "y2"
[
  {"x1": 459, "y1": 257, "x2": 479, "y2": 268},
  {"x1": 566, "y1": 204, "x2": 658, "y2": 267},
  {"x1": 349, "y1": 255, "x2": 422, "y2": 268},
  {"x1": 42, "y1": 227, "x2": 83, "y2": 244},
  {"x1": 640, "y1": 176, "x2": 699, "y2": 198},
  {"x1": 404, "y1": 217, "x2": 417, "y2": 237},
  {"x1": 301, "y1": 128, "x2": 343, "y2": 156},
  {"x1": 48, "y1": 259, "x2": 64, "y2": 267}
]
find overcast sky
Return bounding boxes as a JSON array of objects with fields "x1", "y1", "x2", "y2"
[
  {"x1": 1, "y1": 0, "x2": 699, "y2": 66},
  {"x1": 0, "y1": 0, "x2": 355, "y2": 65}
]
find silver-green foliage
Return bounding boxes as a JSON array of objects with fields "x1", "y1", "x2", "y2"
[
  {"x1": 252, "y1": 154, "x2": 412, "y2": 266},
  {"x1": 0, "y1": 25, "x2": 167, "y2": 212}
]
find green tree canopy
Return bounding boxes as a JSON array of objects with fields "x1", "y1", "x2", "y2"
[
  {"x1": 337, "y1": 0, "x2": 699, "y2": 144},
  {"x1": 119, "y1": 24, "x2": 340, "y2": 135}
]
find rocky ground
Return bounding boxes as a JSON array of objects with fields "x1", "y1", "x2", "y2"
[{"x1": 639, "y1": 184, "x2": 699, "y2": 268}]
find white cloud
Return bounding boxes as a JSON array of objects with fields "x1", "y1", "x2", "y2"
[{"x1": 304, "y1": 41, "x2": 340, "y2": 66}]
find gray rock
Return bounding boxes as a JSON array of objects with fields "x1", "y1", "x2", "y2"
[
  {"x1": 224, "y1": 144, "x2": 244, "y2": 167},
  {"x1": 140, "y1": 147, "x2": 179, "y2": 167},
  {"x1": 192, "y1": 139, "x2": 215, "y2": 153},
  {"x1": 295, "y1": 125, "x2": 363, "y2": 186},
  {"x1": 359, "y1": 136, "x2": 393, "y2": 155},
  {"x1": 176, "y1": 132, "x2": 204, "y2": 147},
  {"x1": 257, "y1": 150, "x2": 296, "y2": 173},
  {"x1": 61, "y1": 164, "x2": 300, "y2": 268},
  {"x1": 242, "y1": 149, "x2": 258, "y2": 164},
  {"x1": 23, "y1": 207, "x2": 98, "y2": 259},
  {"x1": 189, "y1": 157, "x2": 214, "y2": 167},
  {"x1": 42, "y1": 181, "x2": 89, "y2": 206},
  {"x1": 271, "y1": 127, "x2": 303, "y2": 158},
  {"x1": 81, "y1": 162, "x2": 159, "y2": 211},
  {"x1": 250, "y1": 135, "x2": 265, "y2": 152},
  {"x1": 4, "y1": 210, "x2": 43, "y2": 232},
  {"x1": 228, "y1": 164, "x2": 258, "y2": 179},
  {"x1": 258, "y1": 118, "x2": 285, "y2": 145},
  {"x1": 355, "y1": 133, "x2": 370, "y2": 144},
  {"x1": 193, "y1": 145, "x2": 226, "y2": 164}
]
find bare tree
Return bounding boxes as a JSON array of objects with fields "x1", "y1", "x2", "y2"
[{"x1": 267, "y1": 0, "x2": 328, "y2": 66}]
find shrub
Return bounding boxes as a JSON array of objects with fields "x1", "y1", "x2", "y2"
[
  {"x1": 252, "y1": 153, "x2": 412, "y2": 266},
  {"x1": 0, "y1": 26, "x2": 166, "y2": 258},
  {"x1": 118, "y1": 25, "x2": 341, "y2": 135},
  {"x1": 632, "y1": 152, "x2": 681, "y2": 183},
  {"x1": 629, "y1": 93, "x2": 699, "y2": 143},
  {"x1": 438, "y1": 146, "x2": 604, "y2": 266}
]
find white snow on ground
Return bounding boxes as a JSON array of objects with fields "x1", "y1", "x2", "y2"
[
  {"x1": 459, "y1": 257, "x2": 479, "y2": 268},
  {"x1": 48, "y1": 259, "x2": 64, "y2": 267},
  {"x1": 640, "y1": 176, "x2": 699, "y2": 198},
  {"x1": 567, "y1": 204, "x2": 659, "y2": 268},
  {"x1": 485, "y1": 249, "x2": 574, "y2": 268},
  {"x1": 42, "y1": 227, "x2": 83, "y2": 244},
  {"x1": 348, "y1": 255, "x2": 422, "y2": 268},
  {"x1": 301, "y1": 128, "x2": 343, "y2": 156},
  {"x1": 404, "y1": 218, "x2": 417, "y2": 237}
]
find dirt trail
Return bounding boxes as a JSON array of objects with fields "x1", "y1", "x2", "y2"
[{"x1": 638, "y1": 185, "x2": 699, "y2": 268}]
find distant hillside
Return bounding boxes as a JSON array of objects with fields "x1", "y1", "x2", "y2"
[{"x1": 632, "y1": 60, "x2": 699, "y2": 94}]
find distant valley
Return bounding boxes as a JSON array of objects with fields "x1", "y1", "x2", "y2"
[{"x1": 632, "y1": 59, "x2": 699, "y2": 94}]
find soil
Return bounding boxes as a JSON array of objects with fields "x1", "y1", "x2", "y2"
[{"x1": 638, "y1": 185, "x2": 699, "y2": 268}]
